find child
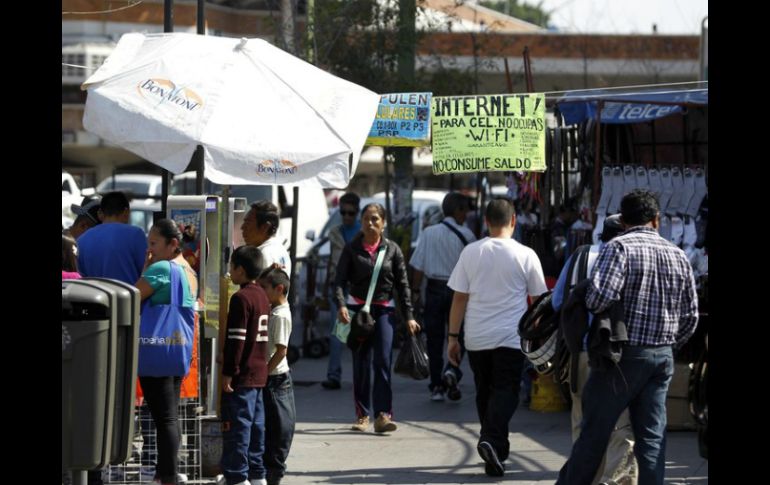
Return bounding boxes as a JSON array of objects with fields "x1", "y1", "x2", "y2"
[
  {"x1": 258, "y1": 266, "x2": 296, "y2": 485},
  {"x1": 219, "y1": 246, "x2": 271, "y2": 485}
]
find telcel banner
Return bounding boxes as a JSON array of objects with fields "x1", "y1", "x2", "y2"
[
  {"x1": 366, "y1": 92, "x2": 432, "y2": 147},
  {"x1": 431, "y1": 93, "x2": 546, "y2": 174}
]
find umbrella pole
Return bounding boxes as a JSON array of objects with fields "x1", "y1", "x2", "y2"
[{"x1": 289, "y1": 187, "x2": 299, "y2": 310}]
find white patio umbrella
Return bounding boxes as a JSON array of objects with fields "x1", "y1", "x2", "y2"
[{"x1": 82, "y1": 32, "x2": 380, "y2": 187}]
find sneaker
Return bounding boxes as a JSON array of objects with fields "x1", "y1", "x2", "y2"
[
  {"x1": 430, "y1": 389, "x2": 446, "y2": 402},
  {"x1": 265, "y1": 476, "x2": 282, "y2": 485},
  {"x1": 374, "y1": 412, "x2": 397, "y2": 433},
  {"x1": 351, "y1": 415, "x2": 370, "y2": 432},
  {"x1": 249, "y1": 479, "x2": 267, "y2": 485},
  {"x1": 177, "y1": 472, "x2": 189, "y2": 484},
  {"x1": 321, "y1": 378, "x2": 341, "y2": 390},
  {"x1": 443, "y1": 370, "x2": 462, "y2": 401},
  {"x1": 477, "y1": 441, "x2": 504, "y2": 477}
]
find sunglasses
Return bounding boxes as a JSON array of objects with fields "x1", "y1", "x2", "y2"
[{"x1": 340, "y1": 210, "x2": 357, "y2": 216}]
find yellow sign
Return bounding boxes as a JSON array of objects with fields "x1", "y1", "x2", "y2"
[{"x1": 431, "y1": 94, "x2": 546, "y2": 174}]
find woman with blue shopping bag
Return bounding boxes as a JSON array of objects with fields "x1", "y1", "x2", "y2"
[{"x1": 135, "y1": 219, "x2": 197, "y2": 485}]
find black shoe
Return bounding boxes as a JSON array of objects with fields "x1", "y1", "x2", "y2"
[
  {"x1": 443, "y1": 370, "x2": 462, "y2": 401},
  {"x1": 477, "y1": 441, "x2": 504, "y2": 477},
  {"x1": 321, "y1": 379, "x2": 341, "y2": 390}
]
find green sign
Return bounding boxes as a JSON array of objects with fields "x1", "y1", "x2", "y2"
[{"x1": 431, "y1": 94, "x2": 546, "y2": 174}]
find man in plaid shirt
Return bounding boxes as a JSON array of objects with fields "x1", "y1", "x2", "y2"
[{"x1": 557, "y1": 189, "x2": 699, "y2": 485}]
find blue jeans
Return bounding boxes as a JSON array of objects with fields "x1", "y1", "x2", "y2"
[
  {"x1": 220, "y1": 387, "x2": 266, "y2": 484},
  {"x1": 557, "y1": 345, "x2": 674, "y2": 485},
  {"x1": 467, "y1": 348, "x2": 525, "y2": 460},
  {"x1": 350, "y1": 304, "x2": 396, "y2": 418},
  {"x1": 264, "y1": 372, "x2": 296, "y2": 480},
  {"x1": 138, "y1": 375, "x2": 182, "y2": 484},
  {"x1": 326, "y1": 297, "x2": 343, "y2": 382},
  {"x1": 423, "y1": 279, "x2": 464, "y2": 391}
]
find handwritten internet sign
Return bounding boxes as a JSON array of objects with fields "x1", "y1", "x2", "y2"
[
  {"x1": 366, "y1": 92, "x2": 431, "y2": 147},
  {"x1": 431, "y1": 93, "x2": 546, "y2": 174}
]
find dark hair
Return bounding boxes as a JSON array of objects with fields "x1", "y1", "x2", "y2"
[
  {"x1": 100, "y1": 191, "x2": 131, "y2": 217},
  {"x1": 485, "y1": 197, "x2": 515, "y2": 227},
  {"x1": 339, "y1": 192, "x2": 361, "y2": 209},
  {"x1": 259, "y1": 266, "x2": 290, "y2": 296},
  {"x1": 250, "y1": 200, "x2": 280, "y2": 236},
  {"x1": 62, "y1": 234, "x2": 78, "y2": 272},
  {"x1": 600, "y1": 214, "x2": 625, "y2": 242},
  {"x1": 620, "y1": 189, "x2": 659, "y2": 226},
  {"x1": 231, "y1": 245, "x2": 265, "y2": 280},
  {"x1": 361, "y1": 202, "x2": 386, "y2": 220},
  {"x1": 442, "y1": 192, "x2": 471, "y2": 217},
  {"x1": 151, "y1": 219, "x2": 184, "y2": 255}
]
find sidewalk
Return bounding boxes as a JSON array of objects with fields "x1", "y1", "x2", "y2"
[{"x1": 277, "y1": 345, "x2": 708, "y2": 485}]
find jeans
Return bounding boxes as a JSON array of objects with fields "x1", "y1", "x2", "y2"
[
  {"x1": 467, "y1": 348, "x2": 525, "y2": 460},
  {"x1": 423, "y1": 279, "x2": 464, "y2": 391},
  {"x1": 220, "y1": 387, "x2": 266, "y2": 484},
  {"x1": 557, "y1": 345, "x2": 674, "y2": 485},
  {"x1": 138, "y1": 375, "x2": 182, "y2": 484},
  {"x1": 350, "y1": 304, "x2": 396, "y2": 418},
  {"x1": 326, "y1": 297, "x2": 343, "y2": 382},
  {"x1": 264, "y1": 372, "x2": 296, "y2": 480}
]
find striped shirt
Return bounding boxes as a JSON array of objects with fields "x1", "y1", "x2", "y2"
[
  {"x1": 409, "y1": 217, "x2": 476, "y2": 280},
  {"x1": 586, "y1": 226, "x2": 698, "y2": 347}
]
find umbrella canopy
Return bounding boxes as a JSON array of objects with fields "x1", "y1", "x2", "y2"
[{"x1": 82, "y1": 33, "x2": 380, "y2": 188}]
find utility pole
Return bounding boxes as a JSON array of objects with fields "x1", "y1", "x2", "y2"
[{"x1": 392, "y1": 0, "x2": 416, "y2": 254}]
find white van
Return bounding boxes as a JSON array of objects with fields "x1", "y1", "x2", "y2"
[{"x1": 171, "y1": 171, "x2": 329, "y2": 257}]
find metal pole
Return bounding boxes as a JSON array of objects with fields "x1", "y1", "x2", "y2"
[
  {"x1": 161, "y1": 0, "x2": 174, "y2": 215},
  {"x1": 288, "y1": 187, "x2": 299, "y2": 306},
  {"x1": 194, "y1": 0, "x2": 205, "y2": 195},
  {"x1": 592, "y1": 101, "x2": 604, "y2": 224}
]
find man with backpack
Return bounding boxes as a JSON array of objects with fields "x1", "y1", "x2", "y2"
[
  {"x1": 552, "y1": 213, "x2": 637, "y2": 485},
  {"x1": 410, "y1": 192, "x2": 476, "y2": 402}
]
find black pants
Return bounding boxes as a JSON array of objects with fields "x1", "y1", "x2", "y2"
[
  {"x1": 264, "y1": 372, "x2": 297, "y2": 480},
  {"x1": 423, "y1": 279, "x2": 465, "y2": 391},
  {"x1": 139, "y1": 375, "x2": 183, "y2": 484},
  {"x1": 467, "y1": 348, "x2": 525, "y2": 460}
]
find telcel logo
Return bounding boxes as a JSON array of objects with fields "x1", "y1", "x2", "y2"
[{"x1": 137, "y1": 78, "x2": 203, "y2": 111}]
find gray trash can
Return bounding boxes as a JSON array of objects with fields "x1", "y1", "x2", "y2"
[
  {"x1": 62, "y1": 279, "x2": 117, "y2": 471},
  {"x1": 89, "y1": 278, "x2": 140, "y2": 464}
]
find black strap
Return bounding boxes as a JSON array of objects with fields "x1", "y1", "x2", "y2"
[
  {"x1": 562, "y1": 244, "x2": 591, "y2": 394},
  {"x1": 441, "y1": 221, "x2": 469, "y2": 246}
]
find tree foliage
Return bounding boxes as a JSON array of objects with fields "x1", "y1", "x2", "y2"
[{"x1": 478, "y1": 0, "x2": 550, "y2": 28}]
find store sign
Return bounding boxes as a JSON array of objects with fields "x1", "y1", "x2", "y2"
[
  {"x1": 431, "y1": 93, "x2": 546, "y2": 174},
  {"x1": 366, "y1": 92, "x2": 432, "y2": 147}
]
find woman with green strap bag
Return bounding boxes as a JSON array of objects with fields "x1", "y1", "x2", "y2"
[{"x1": 334, "y1": 203, "x2": 421, "y2": 434}]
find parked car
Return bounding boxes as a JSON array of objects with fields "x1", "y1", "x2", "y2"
[
  {"x1": 62, "y1": 171, "x2": 82, "y2": 223},
  {"x1": 90, "y1": 173, "x2": 163, "y2": 200},
  {"x1": 129, "y1": 200, "x2": 161, "y2": 235}
]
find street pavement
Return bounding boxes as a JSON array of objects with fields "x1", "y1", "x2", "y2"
[{"x1": 270, "y1": 343, "x2": 708, "y2": 485}]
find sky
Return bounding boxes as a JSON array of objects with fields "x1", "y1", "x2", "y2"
[{"x1": 521, "y1": 0, "x2": 708, "y2": 35}]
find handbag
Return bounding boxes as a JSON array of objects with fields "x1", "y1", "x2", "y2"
[
  {"x1": 346, "y1": 245, "x2": 387, "y2": 350},
  {"x1": 138, "y1": 261, "x2": 195, "y2": 377}
]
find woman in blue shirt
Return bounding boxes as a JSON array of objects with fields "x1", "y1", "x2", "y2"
[{"x1": 135, "y1": 219, "x2": 197, "y2": 485}]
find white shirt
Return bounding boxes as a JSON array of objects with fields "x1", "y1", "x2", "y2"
[
  {"x1": 410, "y1": 217, "x2": 476, "y2": 280},
  {"x1": 448, "y1": 237, "x2": 547, "y2": 351},
  {"x1": 259, "y1": 236, "x2": 292, "y2": 276},
  {"x1": 268, "y1": 302, "x2": 292, "y2": 376}
]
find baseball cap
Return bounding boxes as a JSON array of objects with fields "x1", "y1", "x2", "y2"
[{"x1": 71, "y1": 195, "x2": 102, "y2": 225}]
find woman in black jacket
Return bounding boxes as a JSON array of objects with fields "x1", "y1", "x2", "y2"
[{"x1": 335, "y1": 203, "x2": 420, "y2": 433}]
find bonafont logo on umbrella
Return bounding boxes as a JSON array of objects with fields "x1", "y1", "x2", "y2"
[
  {"x1": 256, "y1": 159, "x2": 298, "y2": 180},
  {"x1": 137, "y1": 78, "x2": 204, "y2": 111}
]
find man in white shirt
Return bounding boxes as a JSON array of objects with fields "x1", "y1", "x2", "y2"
[
  {"x1": 241, "y1": 200, "x2": 292, "y2": 276},
  {"x1": 447, "y1": 197, "x2": 547, "y2": 477},
  {"x1": 410, "y1": 192, "x2": 476, "y2": 402}
]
